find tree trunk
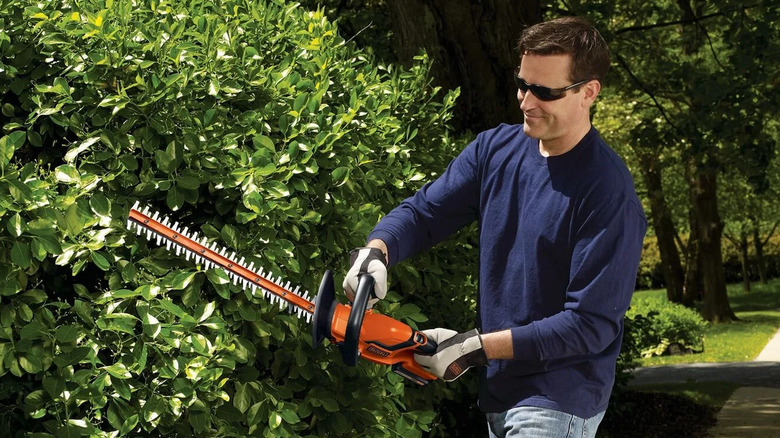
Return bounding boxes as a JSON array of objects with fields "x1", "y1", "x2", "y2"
[
  {"x1": 690, "y1": 167, "x2": 736, "y2": 322},
  {"x1": 739, "y1": 230, "x2": 751, "y2": 293},
  {"x1": 637, "y1": 152, "x2": 684, "y2": 302},
  {"x1": 682, "y1": 162, "x2": 701, "y2": 307},
  {"x1": 388, "y1": 0, "x2": 542, "y2": 133},
  {"x1": 682, "y1": 210, "x2": 702, "y2": 308},
  {"x1": 751, "y1": 217, "x2": 768, "y2": 285}
]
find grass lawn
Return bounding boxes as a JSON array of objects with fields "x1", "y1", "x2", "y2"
[
  {"x1": 631, "y1": 277, "x2": 780, "y2": 367},
  {"x1": 619, "y1": 280, "x2": 780, "y2": 436}
]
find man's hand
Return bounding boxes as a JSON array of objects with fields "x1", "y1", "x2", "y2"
[
  {"x1": 342, "y1": 247, "x2": 387, "y2": 308},
  {"x1": 414, "y1": 328, "x2": 488, "y2": 382}
]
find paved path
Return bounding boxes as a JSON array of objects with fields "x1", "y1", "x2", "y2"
[
  {"x1": 708, "y1": 387, "x2": 780, "y2": 437},
  {"x1": 630, "y1": 328, "x2": 780, "y2": 437},
  {"x1": 755, "y1": 329, "x2": 780, "y2": 361},
  {"x1": 631, "y1": 361, "x2": 780, "y2": 387}
]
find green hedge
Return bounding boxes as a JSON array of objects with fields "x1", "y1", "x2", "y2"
[{"x1": 0, "y1": 1, "x2": 462, "y2": 436}]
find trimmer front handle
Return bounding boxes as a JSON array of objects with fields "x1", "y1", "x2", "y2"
[{"x1": 312, "y1": 271, "x2": 438, "y2": 385}]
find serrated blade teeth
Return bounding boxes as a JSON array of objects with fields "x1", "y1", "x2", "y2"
[{"x1": 127, "y1": 203, "x2": 314, "y2": 322}]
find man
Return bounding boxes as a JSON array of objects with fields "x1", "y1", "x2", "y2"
[{"x1": 343, "y1": 17, "x2": 646, "y2": 437}]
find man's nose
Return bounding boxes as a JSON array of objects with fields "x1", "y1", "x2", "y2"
[{"x1": 519, "y1": 89, "x2": 536, "y2": 110}]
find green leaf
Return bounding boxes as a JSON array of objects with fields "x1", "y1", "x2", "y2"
[
  {"x1": 11, "y1": 241, "x2": 32, "y2": 269},
  {"x1": 34, "y1": 235, "x2": 62, "y2": 255},
  {"x1": 55, "y1": 325, "x2": 81, "y2": 343},
  {"x1": 142, "y1": 312, "x2": 161, "y2": 339},
  {"x1": 7, "y1": 213, "x2": 25, "y2": 237},
  {"x1": 176, "y1": 176, "x2": 200, "y2": 189},
  {"x1": 168, "y1": 271, "x2": 196, "y2": 290},
  {"x1": 0, "y1": 131, "x2": 26, "y2": 166},
  {"x1": 269, "y1": 412, "x2": 282, "y2": 429},
  {"x1": 1, "y1": 103, "x2": 14, "y2": 117},
  {"x1": 132, "y1": 343, "x2": 148, "y2": 371},
  {"x1": 19, "y1": 354, "x2": 44, "y2": 373},
  {"x1": 197, "y1": 302, "x2": 216, "y2": 323},
  {"x1": 332, "y1": 166, "x2": 350, "y2": 183},
  {"x1": 142, "y1": 395, "x2": 165, "y2": 424},
  {"x1": 119, "y1": 415, "x2": 139, "y2": 436},
  {"x1": 189, "y1": 399, "x2": 210, "y2": 432},
  {"x1": 166, "y1": 186, "x2": 185, "y2": 210},
  {"x1": 43, "y1": 375, "x2": 66, "y2": 399},
  {"x1": 1, "y1": 306, "x2": 15, "y2": 327},
  {"x1": 72, "y1": 300, "x2": 94, "y2": 327},
  {"x1": 157, "y1": 299, "x2": 187, "y2": 318},
  {"x1": 280, "y1": 408, "x2": 300, "y2": 424},
  {"x1": 265, "y1": 181, "x2": 290, "y2": 198},
  {"x1": 28, "y1": 218, "x2": 58, "y2": 237},
  {"x1": 203, "y1": 109, "x2": 217, "y2": 126},
  {"x1": 53, "y1": 347, "x2": 90, "y2": 368},
  {"x1": 252, "y1": 135, "x2": 275, "y2": 151},
  {"x1": 98, "y1": 313, "x2": 137, "y2": 334},
  {"x1": 62, "y1": 203, "x2": 86, "y2": 236},
  {"x1": 64, "y1": 137, "x2": 100, "y2": 163},
  {"x1": 55, "y1": 164, "x2": 80, "y2": 184},
  {"x1": 233, "y1": 383, "x2": 251, "y2": 413},
  {"x1": 112, "y1": 377, "x2": 132, "y2": 400},
  {"x1": 30, "y1": 238, "x2": 47, "y2": 261},
  {"x1": 103, "y1": 363, "x2": 132, "y2": 379},
  {"x1": 135, "y1": 284, "x2": 160, "y2": 300},
  {"x1": 320, "y1": 396, "x2": 339, "y2": 413},
  {"x1": 220, "y1": 224, "x2": 240, "y2": 249},
  {"x1": 91, "y1": 251, "x2": 111, "y2": 271},
  {"x1": 89, "y1": 193, "x2": 111, "y2": 218},
  {"x1": 17, "y1": 304, "x2": 33, "y2": 322},
  {"x1": 206, "y1": 268, "x2": 230, "y2": 285}
]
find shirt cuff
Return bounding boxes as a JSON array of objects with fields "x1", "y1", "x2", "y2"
[
  {"x1": 511, "y1": 324, "x2": 543, "y2": 362},
  {"x1": 367, "y1": 229, "x2": 400, "y2": 267}
]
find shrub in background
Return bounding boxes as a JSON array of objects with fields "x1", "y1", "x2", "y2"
[
  {"x1": 0, "y1": 0, "x2": 461, "y2": 436},
  {"x1": 627, "y1": 299, "x2": 708, "y2": 357}
]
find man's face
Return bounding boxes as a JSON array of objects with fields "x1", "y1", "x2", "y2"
[{"x1": 517, "y1": 53, "x2": 595, "y2": 154}]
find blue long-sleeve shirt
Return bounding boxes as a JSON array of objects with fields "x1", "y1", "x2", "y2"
[{"x1": 368, "y1": 124, "x2": 647, "y2": 418}]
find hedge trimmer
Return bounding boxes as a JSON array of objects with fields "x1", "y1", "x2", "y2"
[{"x1": 126, "y1": 202, "x2": 438, "y2": 385}]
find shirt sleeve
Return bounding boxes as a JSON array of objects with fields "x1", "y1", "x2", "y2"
[
  {"x1": 368, "y1": 141, "x2": 481, "y2": 267},
  {"x1": 510, "y1": 194, "x2": 647, "y2": 361}
]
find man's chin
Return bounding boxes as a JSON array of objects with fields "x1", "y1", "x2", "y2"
[{"x1": 522, "y1": 123, "x2": 542, "y2": 139}]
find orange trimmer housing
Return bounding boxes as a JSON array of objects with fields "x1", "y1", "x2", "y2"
[{"x1": 312, "y1": 271, "x2": 438, "y2": 385}]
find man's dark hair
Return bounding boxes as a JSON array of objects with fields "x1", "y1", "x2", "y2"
[{"x1": 517, "y1": 17, "x2": 610, "y2": 84}]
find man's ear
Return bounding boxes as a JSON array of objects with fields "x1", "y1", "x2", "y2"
[{"x1": 582, "y1": 80, "x2": 601, "y2": 107}]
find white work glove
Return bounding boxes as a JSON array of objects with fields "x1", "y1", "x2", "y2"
[
  {"x1": 414, "y1": 328, "x2": 488, "y2": 382},
  {"x1": 342, "y1": 247, "x2": 388, "y2": 308}
]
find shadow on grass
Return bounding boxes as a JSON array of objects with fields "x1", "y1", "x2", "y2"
[{"x1": 727, "y1": 278, "x2": 780, "y2": 312}]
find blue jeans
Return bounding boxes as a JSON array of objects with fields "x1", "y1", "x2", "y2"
[{"x1": 487, "y1": 406, "x2": 606, "y2": 438}]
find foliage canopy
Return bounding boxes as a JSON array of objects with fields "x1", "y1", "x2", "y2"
[{"x1": 0, "y1": 0, "x2": 460, "y2": 436}]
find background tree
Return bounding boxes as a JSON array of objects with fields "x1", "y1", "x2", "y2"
[
  {"x1": 301, "y1": 0, "x2": 543, "y2": 133},
  {"x1": 577, "y1": 0, "x2": 780, "y2": 321},
  {"x1": 721, "y1": 153, "x2": 780, "y2": 290}
]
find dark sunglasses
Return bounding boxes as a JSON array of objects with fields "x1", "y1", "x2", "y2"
[{"x1": 513, "y1": 68, "x2": 590, "y2": 101}]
